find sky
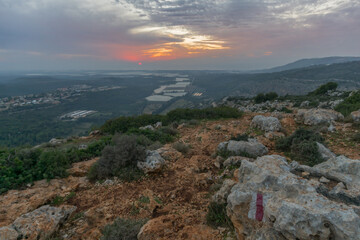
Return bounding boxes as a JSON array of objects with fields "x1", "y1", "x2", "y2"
[{"x1": 0, "y1": 0, "x2": 359, "y2": 71}]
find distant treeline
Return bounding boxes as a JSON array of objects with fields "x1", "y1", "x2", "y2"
[{"x1": 101, "y1": 106, "x2": 243, "y2": 134}]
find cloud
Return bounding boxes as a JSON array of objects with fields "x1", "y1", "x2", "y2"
[{"x1": 0, "y1": 0, "x2": 359, "y2": 70}]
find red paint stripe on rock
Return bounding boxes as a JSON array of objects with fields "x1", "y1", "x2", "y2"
[{"x1": 255, "y1": 193, "x2": 264, "y2": 221}]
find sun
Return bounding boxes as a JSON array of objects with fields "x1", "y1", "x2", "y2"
[{"x1": 138, "y1": 62, "x2": 142, "y2": 66}]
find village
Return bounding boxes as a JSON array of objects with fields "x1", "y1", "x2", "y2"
[{"x1": 0, "y1": 85, "x2": 123, "y2": 112}]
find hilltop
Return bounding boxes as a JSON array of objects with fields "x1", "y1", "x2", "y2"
[{"x1": 0, "y1": 83, "x2": 360, "y2": 240}]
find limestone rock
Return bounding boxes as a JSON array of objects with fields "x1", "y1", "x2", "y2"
[
  {"x1": 139, "y1": 125, "x2": 155, "y2": 131},
  {"x1": 2, "y1": 205, "x2": 76, "y2": 240},
  {"x1": 49, "y1": 138, "x2": 66, "y2": 145},
  {"x1": 218, "y1": 139, "x2": 268, "y2": 158},
  {"x1": 328, "y1": 123, "x2": 336, "y2": 132},
  {"x1": 223, "y1": 156, "x2": 254, "y2": 167},
  {"x1": 319, "y1": 176, "x2": 330, "y2": 183},
  {"x1": 314, "y1": 155, "x2": 360, "y2": 190},
  {"x1": 0, "y1": 226, "x2": 19, "y2": 240},
  {"x1": 351, "y1": 110, "x2": 360, "y2": 122},
  {"x1": 214, "y1": 156, "x2": 225, "y2": 168},
  {"x1": 316, "y1": 142, "x2": 336, "y2": 161},
  {"x1": 297, "y1": 108, "x2": 344, "y2": 125},
  {"x1": 212, "y1": 179, "x2": 237, "y2": 204},
  {"x1": 251, "y1": 115, "x2": 282, "y2": 132},
  {"x1": 300, "y1": 101, "x2": 310, "y2": 108},
  {"x1": 137, "y1": 150, "x2": 165, "y2": 173},
  {"x1": 154, "y1": 121, "x2": 162, "y2": 128},
  {"x1": 227, "y1": 155, "x2": 360, "y2": 240}
]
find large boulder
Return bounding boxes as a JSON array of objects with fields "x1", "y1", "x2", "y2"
[
  {"x1": 217, "y1": 139, "x2": 268, "y2": 158},
  {"x1": 0, "y1": 205, "x2": 76, "y2": 240},
  {"x1": 227, "y1": 155, "x2": 360, "y2": 240},
  {"x1": 297, "y1": 109, "x2": 344, "y2": 125},
  {"x1": 137, "y1": 150, "x2": 165, "y2": 173},
  {"x1": 351, "y1": 110, "x2": 360, "y2": 122},
  {"x1": 314, "y1": 155, "x2": 360, "y2": 191},
  {"x1": 251, "y1": 115, "x2": 282, "y2": 132}
]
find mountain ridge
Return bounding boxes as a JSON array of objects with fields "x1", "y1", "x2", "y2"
[{"x1": 252, "y1": 56, "x2": 360, "y2": 73}]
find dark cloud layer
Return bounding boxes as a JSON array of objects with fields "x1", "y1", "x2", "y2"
[{"x1": 0, "y1": 0, "x2": 359, "y2": 70}]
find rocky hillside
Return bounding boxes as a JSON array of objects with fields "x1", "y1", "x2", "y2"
[{"x1": 1, "y1": 87, "x2": 360, "y2": 239}]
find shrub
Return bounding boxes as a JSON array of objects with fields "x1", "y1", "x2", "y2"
[
  {"x1": 308, "y1": 82, "x2": 338, "y2": 96},
  {"x1": 88, "y1": 135, "x2": 146, "y2": 182},
  {"x1": 230, "y1": 134, "x2": 249, "y2": 141},
  {"x1": 166, "y1": 107, "x2": 243, "y2": 122},
  {"x1": 50, "y1": 192, "x2": 76, "y2": 206},
  {"x1": 254, "y1": 92, "x2": 278, "y2": 103},
  {"x1": 100, "y1": 218, "x2": 148, "y2": 240},
  {"x1": 100, "y1": 115, "x2": 167, "y2": 135},
  {"x1": 172, "y1": 142, "x2": 191, "y2": 154},
  {"x1": 127, "y1": 128, "x2": 174, "y2": 144},
  {"x1": 353, "y1": 133, "x2": 360, "y2": 143},
  {"x1": 0, "y1": 136, "x2": 112, "y2": 194},
  {"x1": 158, "y1": 126, "x2": 178, "y2": 136},
  {"x1": 281, "y1": 107, "x2": 293, "y2": 113},
  {"x1": 276, "y1": 128, "x2": 325, "y2": 166},
  {"x1": 206, "y1": 202, "x2": 233, "y2": 229},
  {"x1": 335, "y1": 90, "x2": 360, "y2": 116},
  {"x1": 100, "y1": 107, "x2": 242, "y2": 135}
]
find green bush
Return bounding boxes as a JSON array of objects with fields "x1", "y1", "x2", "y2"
[
  {"x1": 206, "y1": 202, "x2": 233, "y2": 229},
  {"x1": 230, "y1": 134, "x2": 249, "y2": 141},
  {"x1": 172, "y1": 142, "x2": 191, "y2": 154},
  {"x1": 254, "y1": 92, "x2": 278, "y2": 103},
  {"x1": 100, "y1": 115, "x2": 167, "y2": 135},
  {"x1": 166, "y1": 107, "x2": 243, "y2": 122},
  {"x1": 276, "y1": 128, "x2": 325, "y2": 166},
  {"x1": 281, "y1": 107, "x2": 293, "y2": 113},
  {"x1": 127, "y1": 128, "x2": 174, "y2": 144},
  {"x1": 158, "y1": 126, "x2": 178, "y2": 136},
  {"x1": 308, "y1": 82, "x2": 338, "y2": 96},
  {"x1": 100, "y1": 218, "x2": 148, "y2": 240},
  {"x1": 353, "y1": 133, "x2": 360, "y2": 143},
  {"x1": 88, "y1": 135, "x2": 146, "y2": 182},
  {"x1": 335, "y1": 90, "x2": 360, "y2": 116},
  {"x1": 0, "y1": 136, "x2": 112, "y2": 194}
]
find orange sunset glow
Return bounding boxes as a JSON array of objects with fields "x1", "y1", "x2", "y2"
[{"x1": 0, "y1": 0, "x2": 359, "y2": 70}]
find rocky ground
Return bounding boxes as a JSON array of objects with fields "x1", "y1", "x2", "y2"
[{"x1": 1, "y1": 109, "x2": 359, "y2": 240}]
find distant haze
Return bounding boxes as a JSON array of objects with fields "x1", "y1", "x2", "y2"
[{"x1": 0, "y1": 0, "x2": 360, "y2": 71}]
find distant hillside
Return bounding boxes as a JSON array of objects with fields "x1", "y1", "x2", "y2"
[
  {"x1": 256, "y1": 56, "x2": 360, "y2": 73},
  {"x1": 193, "y1": 61, "x2": 360, "y2": 98}
]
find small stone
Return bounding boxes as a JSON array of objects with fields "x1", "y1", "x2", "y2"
[
  {"x1": 217, "y1": 227, "x2": 226, "y2": 234},
  {"x1": 319, "y1": 176, "x2": 330, "y2": 183},
  {"x1": 154, "y1": 122, "x2": 162, "y2": 128},
  {"x1": 331, "y1": 182, "x2": 346, "y2": 194},
  {"x1": 137, "y1": 150, "x2": 165, "y2": 173},
  {"x1": 214, "y1": 156, "x2": 224, "y2": 169},
  {"x1": 301, "y1": 171, "x2": 310, "y2": 178},
  {"x1": 139, "y1": 125, "x2": 155, "y2": 131},
  {"x1": 0, "y1": 226, "x2": 19, "y2": 240},
  {"x1": 328, "y1": 123, "x2": 336, "y2": 132}
]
